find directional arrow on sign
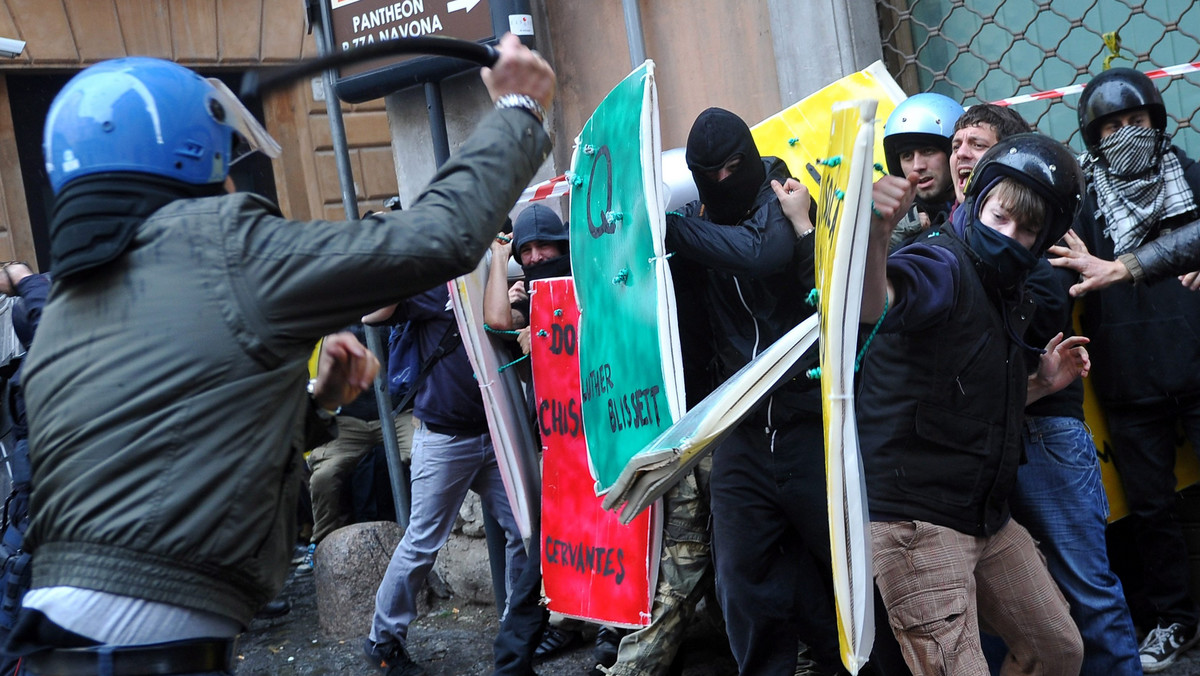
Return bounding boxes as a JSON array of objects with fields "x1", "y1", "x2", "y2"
[{"x1": 448, "y1": 0, "x2": 481, "y2": 12}]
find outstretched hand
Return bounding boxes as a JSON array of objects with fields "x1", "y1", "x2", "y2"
[
  {"x1": 1178, "y1": 270, "x2": 1200, "y2": 291},
  {"x1": 1047, "y1": 230, "x2": 1131, "y2": 297},
  {"x1": 313, "y1": 332, "x2": 380, "y2": 411},
  {"x1": 1028, "y1": 332, "x2": 1090, "y2": 404}
]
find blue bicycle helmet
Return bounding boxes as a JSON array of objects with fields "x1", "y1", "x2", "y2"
[
  {"x1": 882, "y1": 93, "x2": 964, "y2": 176},
  {"x1": 44, "y1": 57, "x2": 278, "y2": 194}
]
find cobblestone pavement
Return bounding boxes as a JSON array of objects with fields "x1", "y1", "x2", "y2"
[
  {"x1": 238, "y1": 567, "x2": 737, "y2": 675},
  {"x1": 239, "y1": 562, "x2": 1200, "y2": 675}
]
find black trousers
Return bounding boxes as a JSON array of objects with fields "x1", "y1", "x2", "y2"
[
  {"x1": 491, "y1": 529, "x2": 547, "y2": 676},
  {"x1": 1107, "y1": 394, "x2": 1200, "y2": 629},
  {"x1": 711, "y1": 420, "x2": 844, "y2": 675},
  {"x1": 710, "y1": 420, "x2": 909, "y2": 676}
]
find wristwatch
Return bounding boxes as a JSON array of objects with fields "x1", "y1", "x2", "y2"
[
  {"x1": 495, "y1": 93, "x2": 549, "y2": 133},
  {"x1": 307, "y1": 378, "x2": 341, "y2": 419}
]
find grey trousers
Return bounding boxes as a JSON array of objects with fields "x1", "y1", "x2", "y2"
[{"x1": 369, "y1": 423, "x2": 527, "y2": 650}]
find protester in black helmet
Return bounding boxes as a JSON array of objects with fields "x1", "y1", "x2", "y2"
[
  {"x1": 10, "y1": 35, "x2": 555, "y2": 675},
  {"x1": 1049, "y1": 68, "x2": 1200, "y2": 295},
  {"x1": 859, "y1": 133, "x2": 1091, "y2": 675},
  {"x1": 1047, "y1": 66, "x2": 1200, "y2": 673},
  {"x1": 882, "y1": 93, "x2": 964, "y2": 247}
]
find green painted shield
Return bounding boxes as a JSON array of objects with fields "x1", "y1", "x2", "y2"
[{"x1": 569, "y1": 61, "x2": 683, "y2": 492}]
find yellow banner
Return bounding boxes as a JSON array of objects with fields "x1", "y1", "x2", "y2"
[{"x1": 752, "y1": 61, "x2": 906, "y2": 199}]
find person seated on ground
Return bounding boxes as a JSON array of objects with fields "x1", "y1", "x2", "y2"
[
  {"x1": 881, "y1": 92, "x2": 964, "y2": 248},
  {"x1": 305, "y1": 324, "x2": 414, "y2": 564},
  {"x1": 859, "y1": 132, "x2": 1089, "y2": 675}
]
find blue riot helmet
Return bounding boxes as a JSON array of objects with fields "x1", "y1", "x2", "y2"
[
  {"x1": 882, "y1": 93, "x2": 965, "y2": 176},
  {"x1": 44, "y1": 57, "x2": 279, "y2": 194}
]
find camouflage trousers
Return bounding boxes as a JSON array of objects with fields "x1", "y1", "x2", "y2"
[{"x1": 603, "y1": 454, "x2": 714, "y2": 676}]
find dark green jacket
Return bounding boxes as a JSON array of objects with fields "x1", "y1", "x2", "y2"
[{"x1": 22, "y1": 109, "x2": 550, "y2": 627}]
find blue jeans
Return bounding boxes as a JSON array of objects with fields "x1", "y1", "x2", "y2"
[
  {"x1": 370, "y1": 424, "x2": 527, "y2": 650},
  {"x1": 1010, "y1": 415, "x2": 1140, "y2": 676}
]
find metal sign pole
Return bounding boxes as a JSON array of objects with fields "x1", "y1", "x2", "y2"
[
  {"x1": 310, "y1": 0, "x2": 411, "y2": 531},
  {"x1": 424, "y1": 81, "x2": 451, "y2": 167}
]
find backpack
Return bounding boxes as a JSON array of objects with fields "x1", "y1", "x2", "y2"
[{"x1": 387, "y1": 322, "x2": 420, "y2": 402}]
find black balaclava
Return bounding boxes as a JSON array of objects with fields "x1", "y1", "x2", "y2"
[{"x1": 685, "y1": 108, "x2": 766, "y2": 225}]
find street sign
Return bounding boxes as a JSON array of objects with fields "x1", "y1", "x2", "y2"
[{"x1": 320, "y1": 0, "x2": 534, "y2": 102}]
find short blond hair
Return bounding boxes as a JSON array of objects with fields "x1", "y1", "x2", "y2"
[{"x1": 985, "y1": 178, "x2": 1046, "y2": 235}]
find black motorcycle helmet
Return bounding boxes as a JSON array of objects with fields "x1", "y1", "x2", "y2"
[
  {"x1": 1078, "y1": 67, "x2": 1167, "y2": 163},
  {"x1": 964, "y1": 133, "x2": 1085, "y2": 255}
]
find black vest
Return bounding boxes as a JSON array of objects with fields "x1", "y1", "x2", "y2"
[{"x1": 857, "y1": 228, "x2": 1035, "y2": 536}]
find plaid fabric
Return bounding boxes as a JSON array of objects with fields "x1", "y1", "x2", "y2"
[
  {"x1": 1083, "y1": 126, "x2": 1198, "y2": 255},
  {"x1": 871, "y1": 519, "x2": 1082, "y2": 675}
]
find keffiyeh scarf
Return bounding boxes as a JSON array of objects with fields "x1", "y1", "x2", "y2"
[{"x1": 1083, "y1": 125, "x2": 1197, "y2": 254}]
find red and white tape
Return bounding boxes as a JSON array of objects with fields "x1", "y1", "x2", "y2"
[
  {"x1": 991, "y1": 60, "x2": 1200, "y2": 107},
  {"x1": 516, "y1": 61, "x2": 1200, "y2": 204},
  {"x1": 517, "y1": 173, "x2": 571, "y2": 204}
]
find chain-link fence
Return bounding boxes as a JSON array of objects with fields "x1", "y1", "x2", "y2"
[{"x1": 876, "y1": 0, "x2": 1200, "y2": 158}]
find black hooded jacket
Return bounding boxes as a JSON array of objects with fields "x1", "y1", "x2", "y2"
[
  {"x1": 1075, "y1": 147, "x2": 1200, "y2": 406},
  {"x1": 664, "y1": 157, "x2": 819, "y2": 427}
]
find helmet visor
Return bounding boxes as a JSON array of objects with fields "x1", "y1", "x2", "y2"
[{"x1": 207, "y1": 78, "x2": 281, "y2": 161}]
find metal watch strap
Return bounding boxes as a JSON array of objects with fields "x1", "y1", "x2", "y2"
[
  {"x1": 307, "y1": 378, "x2": 341, "y2": 417},
  {"x1": 495, "y1": 93, "x2": 548, "y2": 128}
]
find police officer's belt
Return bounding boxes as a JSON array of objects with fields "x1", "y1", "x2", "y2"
[{"x1": 24, "y1": 637, "x2": 236, "y2": 676}]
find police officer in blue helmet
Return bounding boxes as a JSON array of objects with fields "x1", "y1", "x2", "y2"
[
  {"x1": 12, "y1": 38, "x2": 555, "y2": 674},
  {"x1": 882, "y1": 92, "x2": 964, "y2": 248}
]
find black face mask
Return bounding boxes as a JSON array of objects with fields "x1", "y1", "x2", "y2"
[
  {"x1": 521, "y1": 253, "x2": 572, "y2": 285},
  {"x1": 966, "y1": 218, "x2": 1037, "y2": 293},
  {"x1": 686, "y1": 108, "x2": 766, "y2": 225}
]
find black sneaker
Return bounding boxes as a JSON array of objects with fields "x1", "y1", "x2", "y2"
[
  {"x1": 1140, "y1": 620, "x2": 1200, "y2": 673},
  {"x1": 363, "y1": 638, "x2": 427, "y2": 676},
  {"x1": 534, "y1": 625, "x2": 583, "y2": 659}
]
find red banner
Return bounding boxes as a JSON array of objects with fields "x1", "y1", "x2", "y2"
[{"x1": 530, "y1": 277, "x2": 657, "y2": 627}]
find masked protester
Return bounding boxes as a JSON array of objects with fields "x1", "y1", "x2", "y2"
[
  {"x1": 1065, "y1": 66, "x2": 1200, "y2": 673},
  {"x1": 643, "y1": 106, "x2": 875, "y2": 676},
  {"x1": 859, "y1": 133, "x2": 1090, "y2": 676}
]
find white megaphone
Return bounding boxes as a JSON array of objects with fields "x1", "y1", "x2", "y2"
[{"x1": 661, "y1": 147, "x2": 698, "y2": 212}]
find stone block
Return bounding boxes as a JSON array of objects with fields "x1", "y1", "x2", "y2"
[
  {"x1": 314, "y1": 520, "x2": 406, "y2": 639},
  {"x1": 432, "y1": 530, "x2": 495, "y2": 607}
]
